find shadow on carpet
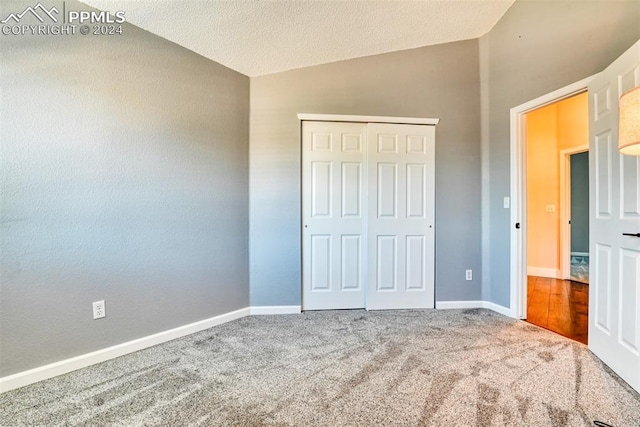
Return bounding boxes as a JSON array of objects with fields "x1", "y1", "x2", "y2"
[{"x1": 1, "y1": 309, "x2": 639, "y2": 426}]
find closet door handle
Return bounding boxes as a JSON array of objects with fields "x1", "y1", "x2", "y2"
[{"x1": 622, "y1": 233, "x2": 640, "y2": 237}]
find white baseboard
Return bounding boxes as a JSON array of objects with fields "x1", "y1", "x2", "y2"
[
  {"x1": 0, "y1": 307, "x2": 250, "y2": 394},
  {"x1": 435, "y1": 300, "x2": 514, "y2": 318},
  {"x1": 570, "y1": 252, "x2": 589, "y2": 257},
  {"x1": 436, "y1": 300, "x2": 484, "y2": 310},
  {"x1": 482, "y1": 301, "x2": 513, "y2": 317},
  {"x1": 3, "y1": 300, "x2": 519, "y2": 394},
  {"x1": 1, "y1": 305, "x2": 300, "y2": 393},
  {"x1": 527, "y1": 267, "x2": 560, "y2": 279},
  {"x1": 249, "y1": 305, "x2": 301, "y2": 315}
]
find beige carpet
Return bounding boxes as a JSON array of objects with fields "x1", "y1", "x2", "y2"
[{"x1": 1, "y1": 309, "x2": 639, "y2": 426}]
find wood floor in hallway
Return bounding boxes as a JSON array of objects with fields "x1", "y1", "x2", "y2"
[{"x1": 526, "y1": 276, "x2": 589, "y2": 344}]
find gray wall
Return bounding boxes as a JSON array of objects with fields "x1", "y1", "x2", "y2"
[
  {"x1": 571, "y1": 152, "x2": 589, "y2": 254},
  {"x1": 250, "y1": 40, "x2": 482, "y2": 306},
  {"x1": 0, "y1": 0, "x2": 250, "y2": 376},
  {"x1": 481, "y1": 0, "x2": 640, "y2": 307}
]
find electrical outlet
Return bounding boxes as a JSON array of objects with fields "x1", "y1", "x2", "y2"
[
  {"x1": 465, "y1": 270, "x2": 473, "y2": 281},
  {"x1": 93, "y1": 300, "x2": 105, "y2": 319}
]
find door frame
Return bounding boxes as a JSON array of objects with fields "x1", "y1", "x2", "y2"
[
  {"x1": 509, "y1": 75, "x2": 595, "y2": 319},
  {"x1": 559, "y1": 146, "x2": 589, "y2": 280},
  {"x1": 297, "y1": 114, "x2": 439, "y2": 126}
]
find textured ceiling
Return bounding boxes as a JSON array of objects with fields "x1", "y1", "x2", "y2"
[{"x1": 83, "y1": 0, "x2": 515, "y2": 77}]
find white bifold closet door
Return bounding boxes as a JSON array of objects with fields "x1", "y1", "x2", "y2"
[
  {"x1": 302, "y1": 122, "x2": 367, "y2": 310},
  {"x1": 302, "y1": 121, "x2": 435, "y2": 311},
  {"x1": 366, "y1": 123, "x2": 435, "y2": 309}
]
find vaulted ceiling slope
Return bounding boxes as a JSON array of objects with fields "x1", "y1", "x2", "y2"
[{"x1": 83, "y1": 0, "x2": 515, "y2": 77}]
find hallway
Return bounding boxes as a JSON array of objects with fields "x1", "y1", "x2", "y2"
[{"x1": 526, "y1": 276, "x2": 588, "y2": 344}]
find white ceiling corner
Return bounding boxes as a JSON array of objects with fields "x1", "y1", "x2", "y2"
[{"x1": 82, "y1": 0, "x2": 515, "y2": 77}]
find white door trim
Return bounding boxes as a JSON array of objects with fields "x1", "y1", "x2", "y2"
[
  {"x1": 297, "y1": 113, "x2": 439, "y2": 126},
  {"x1": 559, "y1": 145, "x2": 589, "y2": 279},
  {"x1": 509, "y1": 75, "x2": 596, "y2": 319}
]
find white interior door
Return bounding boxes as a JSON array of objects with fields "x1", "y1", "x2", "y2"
[
  {"x1": 366, "y1": 123, "x2": 435, "y2": 309},
  {"x1": 302, "y1": 121, "x2": 367, "y2": 310},
  {"x1": 588, "y1": 40, "x2": 640, "y2": 392}
]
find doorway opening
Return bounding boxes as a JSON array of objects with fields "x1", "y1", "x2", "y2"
[
  {"x1": 510, "y1": 76, "x2": 595, "y2": 344},
  {"x1": 511, "y1": 39, "x2": 640, "y2": 394},
  {"x1": 523, "y1": 92, "x2": 589, "y2": 344},
  {"x1": 564, "y1": 150, "x2": 590, "y2": 284}
]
